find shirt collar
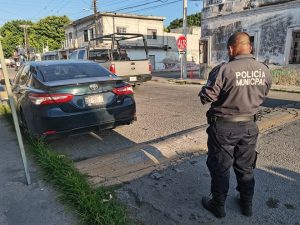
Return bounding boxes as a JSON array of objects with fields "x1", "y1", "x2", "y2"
[{"x1": 232, "y1": 54, "x2": 255, "y2": 61}]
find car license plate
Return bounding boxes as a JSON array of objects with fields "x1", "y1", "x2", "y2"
[
  {"x1": 129, "y1": 76, "x2": 137, "y2": 81},
  {"x1": 85, "y1": 94, "x2": 104, "y2": 106}
]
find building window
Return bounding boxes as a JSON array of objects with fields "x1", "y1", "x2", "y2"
[
  {"x1": 89, "y1": 28, "x2": 94, "y2": 39},
  {"x1": 117, "y1": 27, "x2": 127, "y2": 33},
  {"x1": 207, "y1": 0, "x2": 224, "y2": 6},
  {"x1": 84, "y1": 30, "x2": 89, "y2": 42},
  {"x1": 147, "y1": 29, "x2": 157, "y2": 40},
  {"x1": 68, "y1": 32, "x2": 72, "y2": 40}
]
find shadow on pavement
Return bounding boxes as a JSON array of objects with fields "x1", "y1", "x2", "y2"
[
  {"x1": 48, "y1": 129, "x2": 137, "y2": 162},
  {"x1": 263, "y1": 97, "x2": 300, "y2": 109}
]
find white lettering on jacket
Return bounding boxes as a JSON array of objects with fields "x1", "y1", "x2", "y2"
[{"x1": 236, "y1": 69, "x2": 265, "y2": 86}]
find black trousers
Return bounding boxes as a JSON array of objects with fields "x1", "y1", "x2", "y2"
[{"x1": 206, "y1": 120, "x2": 259, "y2": 196}]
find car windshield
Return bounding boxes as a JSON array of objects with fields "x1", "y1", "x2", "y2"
[{"x1": 36, "y1": 63, "x2": 113, "y2": 82}]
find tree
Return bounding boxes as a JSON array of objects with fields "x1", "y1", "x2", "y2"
[
  {"x1": 33, "y1": 16, "x2": 70, "y2": 52},
  {"x1": 0, "y1": 16, "x2": 70, "y2": 57},
  {"x1": 0, "y1": 20, "x2": 33, "y2": 57},
  {"x1": 166, "y1": 12, "x2": 201, "y2": 32}
]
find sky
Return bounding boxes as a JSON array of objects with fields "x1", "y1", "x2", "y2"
[{"x1": 0, "y1": 0, "x2": 202, "y2": 27}]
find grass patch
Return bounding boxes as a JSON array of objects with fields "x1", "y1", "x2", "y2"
[
  {"x1": 271, "y1": 69, "x2": 300, "y2": 86},
  {"x1": 0, "y1": 104, "x2": 134, "y2": 225},
  {"x1": 0, "y1": 103, "x2": 11, "y2": 116}
]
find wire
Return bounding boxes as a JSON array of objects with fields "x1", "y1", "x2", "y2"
[
  {"x1": 122, "y1": 0, "x2": 182, "y2": 14},
  {"x1": 112, "y1": 0, "x2": 163, "y2": 12}
]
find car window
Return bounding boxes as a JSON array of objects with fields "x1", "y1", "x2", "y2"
[
  {"x1": 69, "y1": 51, "x2": 78, "y2": 60},
  {"x1": 19, "y1": 65, "x2": 30, "y2": 85},
  {"x1": 88, "y1": 49, "x2": 110, "y2": 62},
  {"x1": 36, "y1": 63, "x2": 113, "y2": 82},
  {"x1": 78, "y1": 50, "x2": 86, "y2": 60}
]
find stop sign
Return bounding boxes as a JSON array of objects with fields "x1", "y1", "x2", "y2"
[{"x1": 176, "y1": 35, "x2": 187, "y2": 51}]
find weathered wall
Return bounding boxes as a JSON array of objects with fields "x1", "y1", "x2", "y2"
[{"x1": 202, "y1": 0, "x2": 300, "y2": 66}]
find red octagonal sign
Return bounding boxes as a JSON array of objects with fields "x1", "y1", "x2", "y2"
[{"x1": 176, "y1": 35, "x2": 187, "y2": 51}]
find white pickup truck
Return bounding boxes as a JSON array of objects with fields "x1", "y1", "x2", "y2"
[{"x1": 69, "y1": 33, "x2": 152, "y2": 85}]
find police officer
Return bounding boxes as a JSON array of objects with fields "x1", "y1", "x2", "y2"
[{"x1": 199, "y1": 32, "x2": 272, "y2": 218}]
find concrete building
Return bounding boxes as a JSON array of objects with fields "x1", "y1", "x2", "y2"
[
  {"x1": 201, "y1": 0, "x2": 300, "y2": 67},
  {"x1": 63, "y1": 12, "x2": 201, "y2": 71}
]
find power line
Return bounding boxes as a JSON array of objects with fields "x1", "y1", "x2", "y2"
[
  {"x1": 121, "y1": 0, "x2": 182, "y2": 14},
  {"x1": 112, "y1": 0, "x2": 163, "y2": 12}
]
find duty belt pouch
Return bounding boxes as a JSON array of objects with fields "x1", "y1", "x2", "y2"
[{"x1": 207, "y1": 116, "x2": 217, "y2": 125}]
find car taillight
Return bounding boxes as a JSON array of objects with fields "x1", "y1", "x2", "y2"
[
  {"x1": 110, "y1": 64, "x2": 116, "y2": 74},
  {"x1": 149, "y1": 64, "x2": 152, "y2": 72},
  {"x1": 112, "y1": 85, "x2": 133, "y2": 95},
  {"x1": 43, "y1": 130, "x2": 57, "y2": 136},
  {"x1": 29, "y1": 93, "x2": 73, "y2": 105}
]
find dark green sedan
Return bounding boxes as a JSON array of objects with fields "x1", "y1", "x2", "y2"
[{"x1": 12, "y1": 60, "x2": 136, "y2": 138}]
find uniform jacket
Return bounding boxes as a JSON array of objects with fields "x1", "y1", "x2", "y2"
[{"x1": 199, "y1": 54, "x2": 272, "y2": 117}]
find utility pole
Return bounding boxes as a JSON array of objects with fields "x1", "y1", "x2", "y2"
[
  {"x1": 19, "y1": 25, "x2": 31, "y2": 60},
  {"x1": 93, "y1": 0, "x2": 99, "y2": 39},
  {"x1": 182, "y1": 0, "x2": 188, "y2": 79}
]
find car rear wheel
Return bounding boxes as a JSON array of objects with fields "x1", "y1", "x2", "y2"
[{"x1": 20, "y1": 110, "x2": 28, "y2": 133}]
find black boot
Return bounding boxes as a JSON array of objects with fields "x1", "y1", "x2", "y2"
[
  {"x1": 239, "y1": 194, "x2": 253, "y2": 217},
  {"x1": 202, "y1": 194, "x2": 226, "y2": 218}
]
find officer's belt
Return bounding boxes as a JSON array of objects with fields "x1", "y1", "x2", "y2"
[{"x1": 208, "y1": 115, "x2": 256, "y2": 123}]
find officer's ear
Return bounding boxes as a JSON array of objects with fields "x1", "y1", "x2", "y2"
[
  {"x1": 228, "y1": 46, "x2": 234, "y2": 57},
  {"x1": 249, "y1": 44, "x2": 253, "y2": 54}
]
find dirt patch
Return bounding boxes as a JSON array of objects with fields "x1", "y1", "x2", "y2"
[
  {"x1": 284, "y1": 203, "x2": 296, "y2": 210},
  {"x1": 266, "y1": 197, "x2": 280, "y2": 208}
]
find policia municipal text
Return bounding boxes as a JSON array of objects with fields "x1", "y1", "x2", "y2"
[{"x1": 199, "y1": 32, "x2": 272, "y2": 218}]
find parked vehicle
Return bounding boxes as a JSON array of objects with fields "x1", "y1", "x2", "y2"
[
  {"x1": 12, "y1": 60, "x2": 136, "y2": 138},
  {"x1": 41, "y1": 50, "x2": 68, "y2": 61},
  {"x1": 68, "y1": 33, "x2": 152, "y2": 85},
  {"x1": 0, "y1": 85, "x2": 8, "y2": 103}
]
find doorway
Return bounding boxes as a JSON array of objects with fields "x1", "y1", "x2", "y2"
[
  {"x1": 200, "y1": 40, "x2": 208, "y2": 64},
  {"x1": 149, "y1": 55, "x2": 155, "y2": 71},
  {"x1": 289, "y1": 31, "x2": 300, "y2": 64}
]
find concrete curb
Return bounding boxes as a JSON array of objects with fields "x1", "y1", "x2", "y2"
[
  {"x1": 165, "y1": 79, "x2": 300, "y2": 94},
  {"x1": 75, "y1": 105, "x2": 300, "y2": 187}
]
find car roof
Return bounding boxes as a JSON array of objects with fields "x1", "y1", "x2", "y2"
[{"x1": 25, "y1": 60, "x2": 97, "y2": 67}]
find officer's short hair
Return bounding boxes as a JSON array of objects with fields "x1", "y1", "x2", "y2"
[{"x1": 227, "y1": 32, "x2": 251, "y2": 49}]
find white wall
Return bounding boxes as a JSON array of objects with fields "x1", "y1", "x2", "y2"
[{"x1": 202, "y1": 1, "x2": 300, "y2": 66}]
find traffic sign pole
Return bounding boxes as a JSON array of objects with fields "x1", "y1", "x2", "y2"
[
  {"x1": 177, "y1": 36, "x2": 187, "y2": 80},
  {"x1": 182, "y1": 0, "x2": 188, "y2": 79},
  {"x1": 0, "y1": 41, "x2": 31, "y2": 185}
]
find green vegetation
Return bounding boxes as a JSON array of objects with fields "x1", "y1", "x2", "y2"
[
  {"x1": 0, "y1": 104, "x2": 133, "y2": 225},
  {"x1": 0, "y1": 16, "x2": 70, "y2": 58},
  {"x1": 166, "y1": 12, "x2": 201, "y2": 32},
  {"x1": 271, "y1": 68, "x2": 300, "y2": 86}
]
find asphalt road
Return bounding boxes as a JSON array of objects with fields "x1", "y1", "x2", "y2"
[{"x1": 50, "y1": 79, "x2": 300, "y2": 162}]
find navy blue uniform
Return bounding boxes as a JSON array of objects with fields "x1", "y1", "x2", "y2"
[{"x1": 199, "y1": 54, "x2": 272, "y2": 197}]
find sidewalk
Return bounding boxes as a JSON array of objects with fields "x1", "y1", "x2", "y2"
[
  {"x1": 167, "y1": 78, "x2": 300, "y2": 93},
  {"x1": 151, "y1": 72, "x2": 300, "y2": 94},
  {"x1": 0, "y1": 117, "x2": 77, "y2": 225}
]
